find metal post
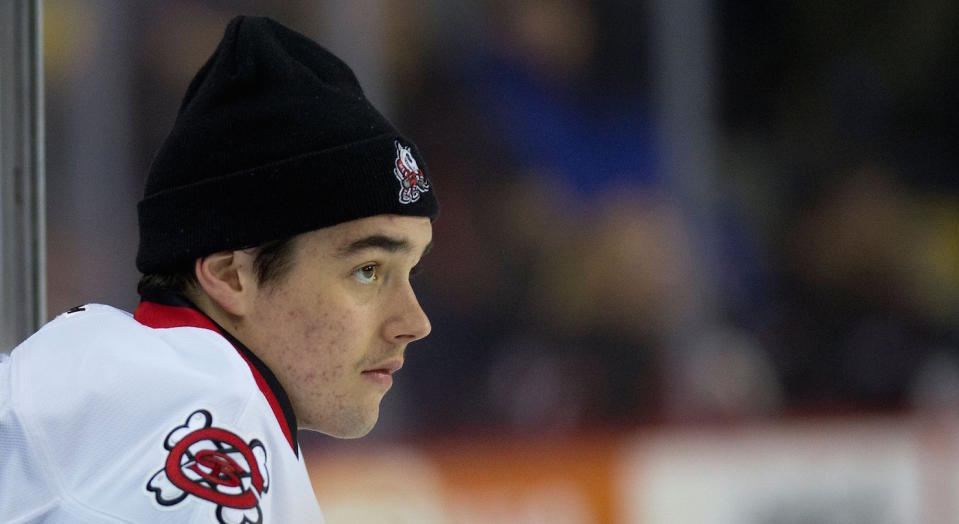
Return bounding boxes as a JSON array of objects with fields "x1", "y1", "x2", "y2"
[{"x1": 0, "y1": 0, "x2": 46, "y2": 352}]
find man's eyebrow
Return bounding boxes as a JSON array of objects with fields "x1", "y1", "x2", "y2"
[
  {"x1": 337, "y1": 235, "x2": 409, "y2": 256},
  {"x1": 336, "y1": 235, "x2": 432, "y2": 258},
  {"x1": 337, "y1": 235, "x2": 424, "y2": 257}
]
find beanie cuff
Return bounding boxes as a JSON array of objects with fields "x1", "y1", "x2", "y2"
[{"x1": 136, "y1": 134, "x2": 437, "y2": 273}]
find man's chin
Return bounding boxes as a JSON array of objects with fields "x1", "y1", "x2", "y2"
[{"x1": 305, "y1": 409, "x2": 379, "y2": 439}]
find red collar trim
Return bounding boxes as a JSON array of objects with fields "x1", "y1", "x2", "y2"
[
  {"x1": 134, "y1": 299, "x2": 298, "y2": 455},
  {"x1": 133, "y1": 300, "x2": 219, "y2": 332}
]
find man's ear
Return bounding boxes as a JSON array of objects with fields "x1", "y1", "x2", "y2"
[{"x1": 194, "y1": 250, "x2": 257, "y2": 317}]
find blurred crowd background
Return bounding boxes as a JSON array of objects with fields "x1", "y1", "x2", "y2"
[{"x1": 41, "y1": 0, "x2": 959, "y2": 443}]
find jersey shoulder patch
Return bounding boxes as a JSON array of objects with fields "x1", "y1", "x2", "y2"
[{"x1": 146, "y1": 409, "x2": 269, "y2": 524}]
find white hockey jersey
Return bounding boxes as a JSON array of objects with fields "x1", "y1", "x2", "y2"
[{"x1": 0, "y1": 294, "x2": 325, "y2": 523}]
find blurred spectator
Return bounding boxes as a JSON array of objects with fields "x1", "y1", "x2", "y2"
[{"x1": 398, "y1": 0, "x2": 690, "y2": 434}]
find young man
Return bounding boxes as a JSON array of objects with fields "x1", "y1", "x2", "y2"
[{"x1": 0, "y1": 15, "x2": 436, "y2": 523}]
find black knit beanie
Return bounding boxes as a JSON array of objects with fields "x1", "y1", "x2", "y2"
[{"x1": 136, "y1": 15, "x2": 437, "y2": 273}]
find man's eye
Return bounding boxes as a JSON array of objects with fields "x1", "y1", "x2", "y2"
[{"x1": 354, "y1": 264, "x2": 378, "y2": 284}]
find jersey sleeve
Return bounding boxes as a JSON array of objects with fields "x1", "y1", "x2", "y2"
[{"x1": 4, "y1": 305, "x2": 266, "y2": 523}]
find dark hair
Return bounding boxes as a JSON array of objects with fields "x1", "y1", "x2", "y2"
[{"x1": 136, "y1": 236, "x2": 298, "y2": 297}]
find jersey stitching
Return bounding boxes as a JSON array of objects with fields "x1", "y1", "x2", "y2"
[
  {"x1": 10, "y1": 347, "x2": 134, "y2": 523},
  {"x1": 11, "y1": 308, "x2": 205, "y2": 523},
  {"x1": 233, "y1": 379, "x2": 257, "y2": 428},
  {"x1": 4, "y1": 498, "x2": 59, "y2": 523},
  {"x1": 8, "y1": 343, "x2": 68, "y2": 515}
]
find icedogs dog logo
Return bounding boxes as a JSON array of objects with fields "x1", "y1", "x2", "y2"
[
  {"x1": 146, "y1": 410, "x2": 269, "y2": 524},
  {"x1": 393, "y1": 140, "x2": 430, "y2": 204}
]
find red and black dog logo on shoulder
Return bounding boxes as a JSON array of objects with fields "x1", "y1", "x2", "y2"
[{"x1": 147, "y1": 410, "x2": 269, "y2": 523}]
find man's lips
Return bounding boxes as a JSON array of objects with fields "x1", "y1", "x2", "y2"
[
  {"x1": 362, "y1": 359, "x2": 403, "y2": 375},
  {"x1": 361, "y1": 359, "x2": 403, "y2": 387}
]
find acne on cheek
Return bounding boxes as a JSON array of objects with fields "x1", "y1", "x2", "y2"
[
  {"x1": 289, "y1": 312, "x2": 351, "y2": 371},
  {"x1": 285, "y1": 359, "x2": 324, "y2": 385},
  {"x1": 303, "y1": 304, "x2": 352, "y2": 341}
]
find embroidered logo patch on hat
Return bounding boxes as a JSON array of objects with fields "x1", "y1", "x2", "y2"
[{"x1": 393, "y1": 141, "x2": 430, "y2": 204}]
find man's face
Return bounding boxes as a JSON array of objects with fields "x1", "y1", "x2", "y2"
[{"x1": 241, "y1": 214, "x2": 433, "y2": 438}]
